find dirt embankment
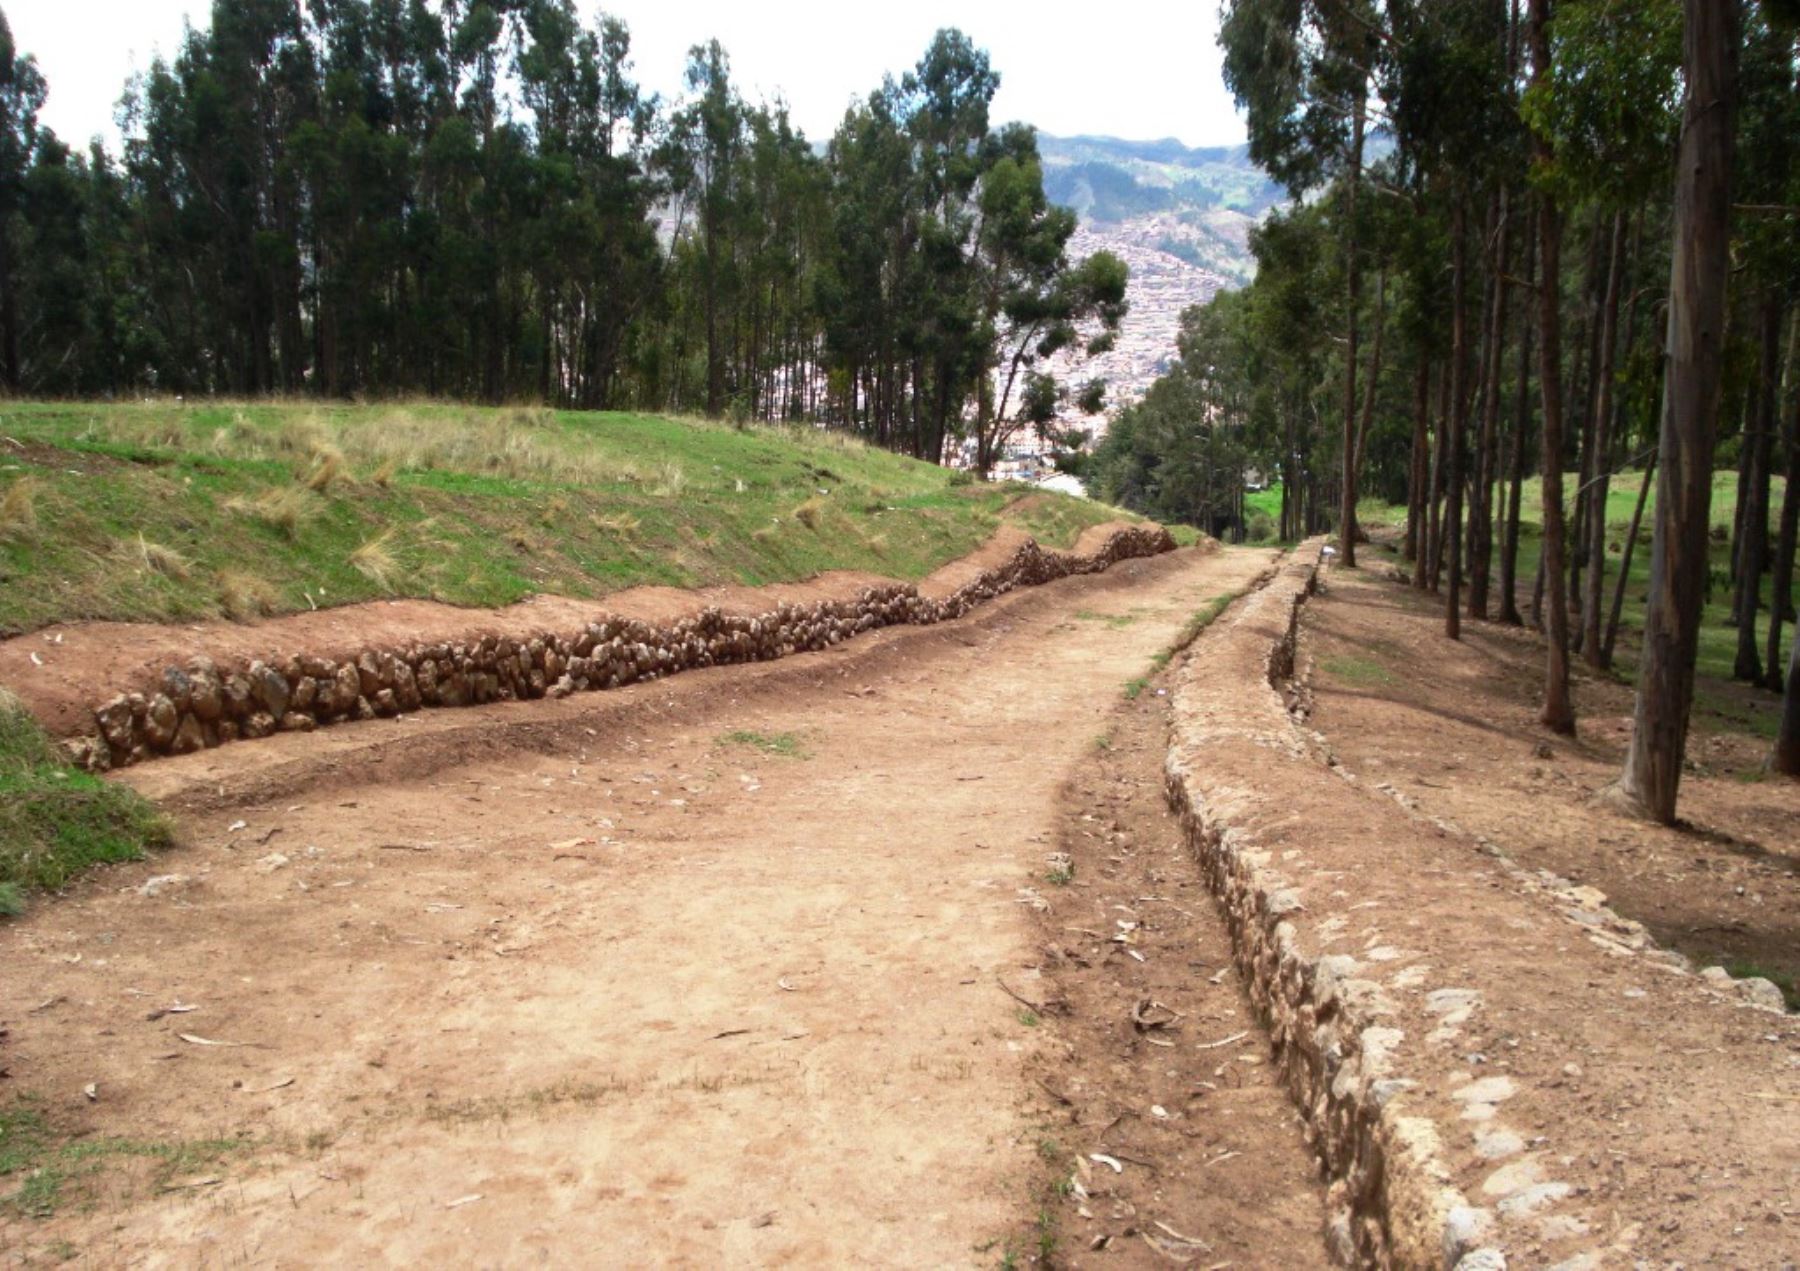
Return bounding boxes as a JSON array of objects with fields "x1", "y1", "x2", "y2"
[
  {"x1": 1160, "y1": 543, "x2": 1799, "y2": 1268},
  {"x1": 0, "y1": 522, "x2": 1179, "y2": 771}
]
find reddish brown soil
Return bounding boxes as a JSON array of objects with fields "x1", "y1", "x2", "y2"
[
  {"x1": 1310, "y1": 553, "x2": 1800, "y2": 1007},
  {"x1": 0, "y1": 522, "x2": 1143, "y2": 740},
  {"x1": 1, "y1": 544, "x2": 1319, "y2": 1265},
  {"x1": 1152, "y1": 550, "x2": 1800, "y2": 1260},
  {"x1": 1013, "y1": 641, "x2": 1328, "y2": 1267}
]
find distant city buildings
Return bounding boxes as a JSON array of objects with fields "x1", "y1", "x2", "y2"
[{"x1": 1044, "y1": 220, "x2": 1232, "y2": 445}]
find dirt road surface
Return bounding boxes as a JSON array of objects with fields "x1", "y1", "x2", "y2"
[{"x1": 3, "y1": 545, "x2": 1314, "y2": 1266}]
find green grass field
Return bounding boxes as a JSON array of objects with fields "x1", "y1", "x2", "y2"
[
  {"x1": 0, "y1": 401, "x2": 1158, "y2": 636},
  {"x1": 1351, "y1": 470, "x2": 1794, "y2": 738}
]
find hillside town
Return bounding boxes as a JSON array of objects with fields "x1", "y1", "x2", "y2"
[{"x1": 971, "y1": 219, "x2": 1236, "y2": 483}]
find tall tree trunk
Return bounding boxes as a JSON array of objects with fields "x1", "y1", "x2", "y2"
[
  {"x1": 1765, "y1": 316, "x2": 1800, "y2": 690},
  {"x1": 1528, "y1": 0, "x2": 1576, "y2": 733},
  {"x1": 1406, "y1": 356, "x2": 1431, "y2": 566},
  {"x1": 1500, "y1": 214, "x2": 1538, "y2": 626},
  {"x1": 1582, "y1": 209, "x2": 1628, "y2": 666},
  {"x1": 1445, "y1": 197, "x2": 1470, "y2": 640},
  {"x1": 1604, "y1": 447, "x2": 1657, "y2": 666},
  {"x1": 1733, "y1": 292, "x2": 1779, "y2": 681},
  {"x1": 1471, "y1": 187, "x2": 1512, "y2": 620},
  {"x1": 1777, "y1": 627, "x2": 1800, "y2": 777},
  {"x1": 0, "y1": 228, "x2": 18, "y2": 391},
  {"x1": 1613, "y1": 0, "x2": 1739, "y2": 821},
  {"x1": 1340, "y1": 94, "x2": 1368, "y2": 566},
  {"x1": 1428, "y1": 356, "x2": 1451, "y2": 592}
]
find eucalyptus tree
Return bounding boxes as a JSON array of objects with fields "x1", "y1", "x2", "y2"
[
  {"x1": 1525, "y1": 0, "x2": 1681, "y2": 666},
  {"x1": 969, "y1": 125, "x2": 1127, "y2": 474},
  {"x1": 1610, "y1": 0, "x2": 1741, "y2": 822},
  {"x1": 0, "y1": 5, "x2": 45, "y2": 391},
  {"x1": 1221, "y1": 0, "x2": 1385, "y2": 565},
  {"x1": 1728, "y1": 8, "x2": 1800, "y2": 685}
]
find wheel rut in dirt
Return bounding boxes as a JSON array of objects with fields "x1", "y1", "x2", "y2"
[{"x1": 1, "y1": 544, "x2": 1308, "y2": 1267}]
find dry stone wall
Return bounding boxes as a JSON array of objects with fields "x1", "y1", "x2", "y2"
[
  {"x1": 1162, "y1": 541, "x2": 1487, "y2": 1268},
  {"x1": 71, "y1": 524, "x2": 1176, "y2": 772}
]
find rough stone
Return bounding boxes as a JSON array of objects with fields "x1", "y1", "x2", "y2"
[
  {"x1": 143, "y1": 694, "x2": 179, "y2": 748},
  {"x1": 188, "y1": 665, "x2": 223, "y2": 722},
  {"x1": 251, "y1": 662, "x2": 291, "y2": 720},
  {"x1": 1738, "y1": 976, "x2": 1789, "y2": 1013},
  {"x1": 170, "y1": 712, "x2": 206, "y2": 754}
]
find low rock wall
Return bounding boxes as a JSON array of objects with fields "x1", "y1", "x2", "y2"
[
  {"x1": 1162, "y1": 541, "x2": 1481, "y2": 1268},
  {"x1": 73, "y1": 524, "x2": 1177, "y2": 771}
]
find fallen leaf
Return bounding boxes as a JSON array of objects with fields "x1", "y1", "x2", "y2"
[
  {"x1": 444, "y1": 1194, "x2": 483, "y2": 1210},
  {"x1": 1195, "y1": 1031, "x2": 1249, "y2": 1051},
  {"x1": 179, "y1": 1033, "x2": 253, "y2": 1048},
  {"x1": 242, "y1": 1076, "x2": 295, "y2": 1094},
  {"x1": 83, "y1": 1083, "x2": 98, "y2": 1101},
  {"x1": 1089, "y1": 1153, "x2": 1124, "y2": 1174}
]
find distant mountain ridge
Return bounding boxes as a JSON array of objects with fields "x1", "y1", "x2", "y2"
[{"x1": 1036, "y1": 133, "x2": 1282, "y2": 289}]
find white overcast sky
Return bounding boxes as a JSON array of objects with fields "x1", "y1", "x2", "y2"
[{"x1": 7, "y1": 0, "x2": 1246, "y2": 152}]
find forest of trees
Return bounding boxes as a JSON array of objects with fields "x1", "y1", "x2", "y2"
[
  {"x1": 1089, "y1": 0, "x2": 1800, "y2": 815},
  {"x1": 0, "y1": 3, "x2": 1124, "y2": 469}
]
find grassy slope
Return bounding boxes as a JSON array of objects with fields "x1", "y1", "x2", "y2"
[
  {"x1": 0, "y1": 689, "x2": 171, "y2": 916},
  {"x1": 0, "y1": 402, "x2": 1172, "y2": 636}
]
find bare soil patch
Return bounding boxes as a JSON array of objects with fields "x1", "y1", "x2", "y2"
[
  {"x1": 1308, "y1": 554, "x2": 1800, "y2": 1007},
  {"x1": 1, "y1": 546, "x2": 1297, "y2": 1265}
]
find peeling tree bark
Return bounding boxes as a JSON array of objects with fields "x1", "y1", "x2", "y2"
[{"x1": 1614, "y1": 0, "x2": 1739, "y2": 821}]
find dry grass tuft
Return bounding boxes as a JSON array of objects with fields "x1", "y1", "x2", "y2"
[
  {"x1": 226, "y1": 486, "x2": 317, "y2": 537},
  {"x1": 650, "y1": 462, "x2": 686, "y2": 498},
  {"x1": 592, "y1": 512, "x2": 639, "y2": 536},
  {"x1": 136, "y1": 534, "x2": 191, "y2": 580},
  {"x1": 0, "y1": 477, "x2": 39, "y2": 538},
  {"x1": 350, "y1": 530, "x2": 400, "y2": 591},
  {"x1": 304, "y1": 445, "x2": 347, "y2": 492},
  {"x1": 217, "y1": 569, "x2": 280, "y2": 619},
  {"x1": 793, "y1": 497, "x2": 825, "y2": 531},
  {"x1": 371, "y1": 458, "x2": 399, "y2": 489},
  {"x1": 273, "y1": 413, "x2": 331, "y2": 458}
]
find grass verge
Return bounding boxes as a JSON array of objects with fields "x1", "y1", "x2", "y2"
[
  {"x1": 0, "y1": 690, "x2": 172, "y2": 917},
  {"x1": 718, "y1": 729, "x2": 808, "y2": 759},
  {"x1": 0, "y1": 401, "x2": 1146, "y2": 635},
  {"x1": 0, "y1": 1098, "x2": 244, "y2": 1219}
]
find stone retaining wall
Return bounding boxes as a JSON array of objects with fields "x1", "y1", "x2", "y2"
[
  {"x1": 72, "y1": 524, "x2": 1177, "y2": 771},
  {"x1": 1162, "y1": 541, "x2": 1483, "y2": 1269}
]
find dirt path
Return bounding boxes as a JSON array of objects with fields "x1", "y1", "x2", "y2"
[{"x1": 2, "y1": 545, "x2": 1299, "y2": 1266}]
